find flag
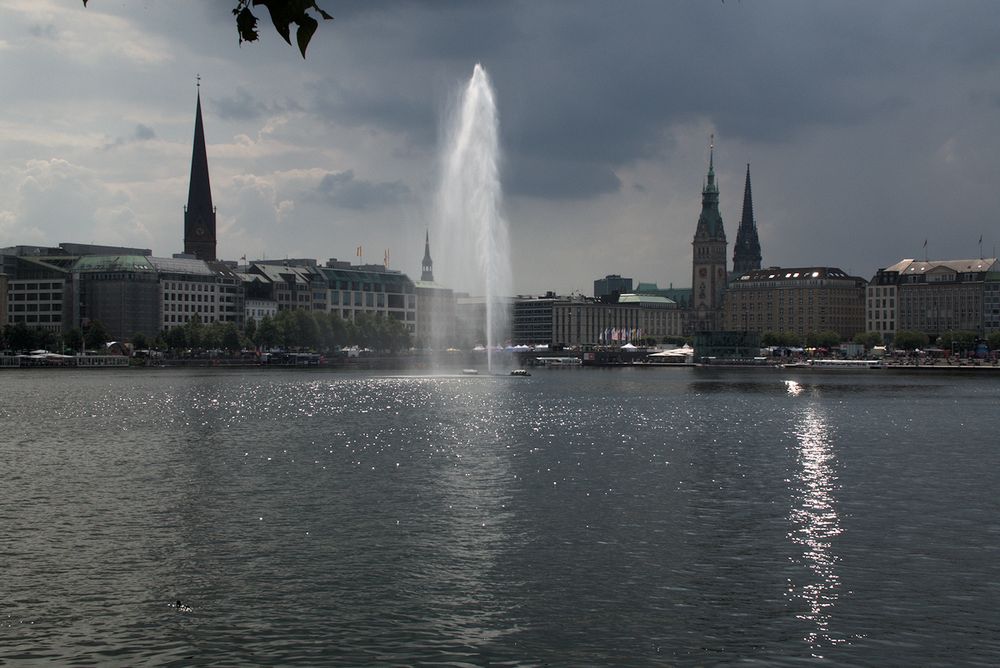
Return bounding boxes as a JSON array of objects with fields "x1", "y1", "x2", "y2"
[
  {"x1": 356, "y1": 246, "x2": 362, "y2": 257},
  {"x1": 923, "y1": 239, "x2": 927, "y2": 248},
  {"x1": 979, "y1": 235, "x2": 983, "y2": 245},
  {"x1": 383, "y1": 249, "x2": 389, "y2": 268},
  {"x1": 240, "y1": 254, "x2": 246, "y2": 261}
]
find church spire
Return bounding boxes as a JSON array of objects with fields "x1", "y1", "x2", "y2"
[
  {"x1": 732, "y1": 163, "x2": 762, "y2": 276},
  {"x1": 184, "y1": 79, "x2": 217, "y2": 261},
  {"x1": 421, "y1": 228, "x2": 434, "y2": 282},
  {"x1": 694, "y1": 135, "x2": 724, "y2": 240}
]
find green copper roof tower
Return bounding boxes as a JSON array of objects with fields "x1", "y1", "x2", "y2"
[{"x1": 690, "y1": 136, "x2": 728, "y2": 331}]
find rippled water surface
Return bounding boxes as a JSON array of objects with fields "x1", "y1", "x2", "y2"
[{"x1": 2, "y1": 367, "x2": 999, "y2": 666}]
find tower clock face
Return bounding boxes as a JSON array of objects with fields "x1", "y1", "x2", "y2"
[{"x1": 195, "y1": 226, "x2": 206, "y2": 237}]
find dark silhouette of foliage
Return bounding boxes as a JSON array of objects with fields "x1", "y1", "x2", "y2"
[{"x1": 82, "y1": 0, "x2": 333, "y2": 57}]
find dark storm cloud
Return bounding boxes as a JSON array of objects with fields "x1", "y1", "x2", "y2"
[
  {"x1": 504, "y1": 157, "x2": 621, "y2": 200},
  {"x1": 310, "y1": 170, "x2": 411, "y2": 210},
  {"x1": 291, "y1": 1, "x2": 1000, "y2": 202},
  {"x1": 212, "y1": 87, "x2": 302, "y2": 122}
]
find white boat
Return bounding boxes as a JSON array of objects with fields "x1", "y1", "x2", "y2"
[
  {"x1": 462, "y1": 368, "x2": 479, "y2": 375},
  {"x1": 534, "y1": 356, "x2": 582, "y2": 367},
  {"x1": 785, "y1": 359, "x2": 882, "y2": 369}
]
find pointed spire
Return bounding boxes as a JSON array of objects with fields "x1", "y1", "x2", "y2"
[
  {"x1": 732, "y1": 162, "x2": 762, "y2": 276},
  {"x1": 187, "y1": 89, "x2": 213, "y2": 214},
  {"x1": 421, "y1": 228, "x2": 434, "y2": 282},
  {"x1": 184, "y1": 79, "x2": 217, "y2": 261}
]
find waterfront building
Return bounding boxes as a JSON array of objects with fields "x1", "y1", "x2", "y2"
[
  {"x1": 723, "y1": 266, "x2": 867, "y2": 341},
  {"x1": 689, "y1": 140, "x2": 728, "y2": 333},
  {"x1": 454, "y1": 295, "x2": 512, "y2": 348},
  {"x1": 867, "y1": 258, "x2": 999, "y2": 340},
  {"x1": 731, "y1": 164, "x2": 763, "y2": 278},
  {"x1": 551, "y1": 293, "x2": 681, "y2": 347},
  {"x1": 512, "y1": 293, "x2": 559, "y2": 345},
  {"x1": 182, "y1": 86, "x2": 217, "y2": 261},
  {"x1": 154, "y1": 256, "x2": 243, "y2": 331},
  {"x1": 70, "y1": 255, "x2": 161, "y2": 341},
  {"x1": 1, "y1": 249, "x2": 74, "y2": 334},
  {"x1": 594, "y1": 275, "x2": 633, "y2": 300},
  {"x1": 635, "y1": 282, "x2": 692, "y2": 309},
  {"x1": 247, "y1": 261, "x2": 317, "y2": 312},
  {"x1": 414, "y1": 231, "x2": 456, "y2": 347},
  {"x1": 244, "y1": 297, "x2": 278, "y2": 324},
  {"x1": 985, "y1": 274, "x2": 1000, "y2": 334},
  {"x1": 0, "y1": 273, "x2": 7, "y2": 329},
  {"x1": 317, "y1": 260, "x2": 417, "y2": 332}
]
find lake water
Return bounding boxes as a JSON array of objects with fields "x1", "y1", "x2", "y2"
[{"x1": 1, "y1": 366, "x2": 998, "y2": 666}]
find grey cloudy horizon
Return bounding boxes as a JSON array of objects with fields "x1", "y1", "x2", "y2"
[{"x1": 2, "y1": 0, "x2": 999, "y2": 295}]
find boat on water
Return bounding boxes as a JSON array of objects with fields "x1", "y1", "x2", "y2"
[
  {"x1": 533, "y1": 356, "x2": 582, "y2": 367},
  {"x1": 783, "y1": 359, "x2": 883, "y2": 369},
  {"x1": 462, "y1": 368, "x2": 479, "y2": 375},
  {"x1": 510, "y1": 369, "x2": 530, "y2": 376}
]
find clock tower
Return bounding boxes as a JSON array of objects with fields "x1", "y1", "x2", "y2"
[
  {"x1": 183, "y1": 81, "x2": 217, "y2": 261},
  {"x1": 690, "y1": 137, "x2": 728, "y2": 332}
]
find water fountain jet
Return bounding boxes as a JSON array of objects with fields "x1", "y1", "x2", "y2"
[{"x1": 433, "y1": 64, "x2": 512, "y2": 372}]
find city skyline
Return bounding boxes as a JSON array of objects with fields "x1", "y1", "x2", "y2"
[{"x1": 2, "y1": 1, "x2": 1000, "y2": 296}]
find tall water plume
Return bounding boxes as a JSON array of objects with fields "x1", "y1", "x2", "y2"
[{"x1": 434, "y1": 64, "x2": 512, "y2": 371}]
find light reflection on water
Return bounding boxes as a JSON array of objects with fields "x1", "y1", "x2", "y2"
[
  {"x1": 2, "y1": 368, "x2": 1000, "y2": 665},
  {"x1": 787, "y1": 401, "x2": 844, "y2": 653}
]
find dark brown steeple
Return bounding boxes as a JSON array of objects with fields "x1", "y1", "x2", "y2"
[
  {"x1": 732, "y1": 163, "x2": 762, "y2": 277},
  {"x1": 421, "y1": 229, "x2": 434, "y2": 282},
  {"x1": 184, "y1": 80, "x2": 217, "y2": 261}
]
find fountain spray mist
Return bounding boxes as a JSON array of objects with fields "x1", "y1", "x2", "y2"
[{"x1": 435, "y1": 64, "x2": 512, "y2": 371}]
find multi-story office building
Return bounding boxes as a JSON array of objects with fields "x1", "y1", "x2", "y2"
[
  {"x1": 723, "y1": 266, "x2": 866, "y2": 340},
  {"x1": 985, "y1": 274, "x2": 1000, "y2": 334},
  {"x1": 594, "y1": 275, "x2": 633, "y2": 300},
  {"x1": 155, "y1": 256, "x2": 243, "y2": 332},
  {"x1": 551, "y1": 294, "x2": 680, "y2": 346},
  {"x1": 1, "y1": 249, "x2": 75, "y2": 334},
  {"x1": 0, "y1": 273, "x2": 7, "y2": 329},
  {"x1": 868, "y1": 258, "x2": 999, "y2": 339},
  {"x1": 71, "y1": 255, "x2": 161, "y2": 340},
  {"x1": 318, "y1": 261, "x2": 417, "y2": 333},
  {"x1": 513, "y1": 294, "x2": 559, "y2": 345}
]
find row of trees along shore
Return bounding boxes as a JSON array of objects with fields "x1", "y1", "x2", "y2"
[
  {"x1": 5, "y1": 319, "x2": 1000, "y2": 355},
  {"x1": 0, "y1": 310, "x2": 412, "y2": 355}
]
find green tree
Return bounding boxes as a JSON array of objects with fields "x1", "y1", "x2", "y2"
[
  {"x1": 165, "y1": 326, "x2": 188, "y2": 351},
  {"x1": 185, "y1": 314, "x2": 205, "y2": 350},
  {"x1": 853, "y1": 331, "x2": 883, "y2": 349},
  {"x1": 244, "y1": 317, "x2": 257, "y2": 343},
  {"x1": 938, "y1": 330, "x2": 977, "y2": 353},
  {"x1": 294, "y1": 309, "x2": 320, "y2": 349},
  {"x1": 84, "y1": 320, "x2": 110, "y2": 350},
  {"x1": 987, "y1": 331, "x2": 1000, "y2": 351},
  {"x1": 893, "y1": 330, "x2": 929, "y2": 351},
  {"x1": 255, "y1": 315, "x2": 279, "y2": 349},
  {"x1": 82, "y1": 0, "x2": 333, "y2": 58},
  {"x1": 64, "y1": 327, "x2": 84, "y2": 354},
  {"x1": 219, "y1": 322, "x2": 242, "y2": 352},
  {"x1": 329, "y1": 312, "x2": 349, "y2": 347},
  {"x1": 132, "y1": 332, "x2": 149, "y2": 350}
]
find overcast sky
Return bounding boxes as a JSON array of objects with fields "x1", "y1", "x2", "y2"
[{"x1": 2, "y1": 1, "x2": 999, "y2": 295}]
